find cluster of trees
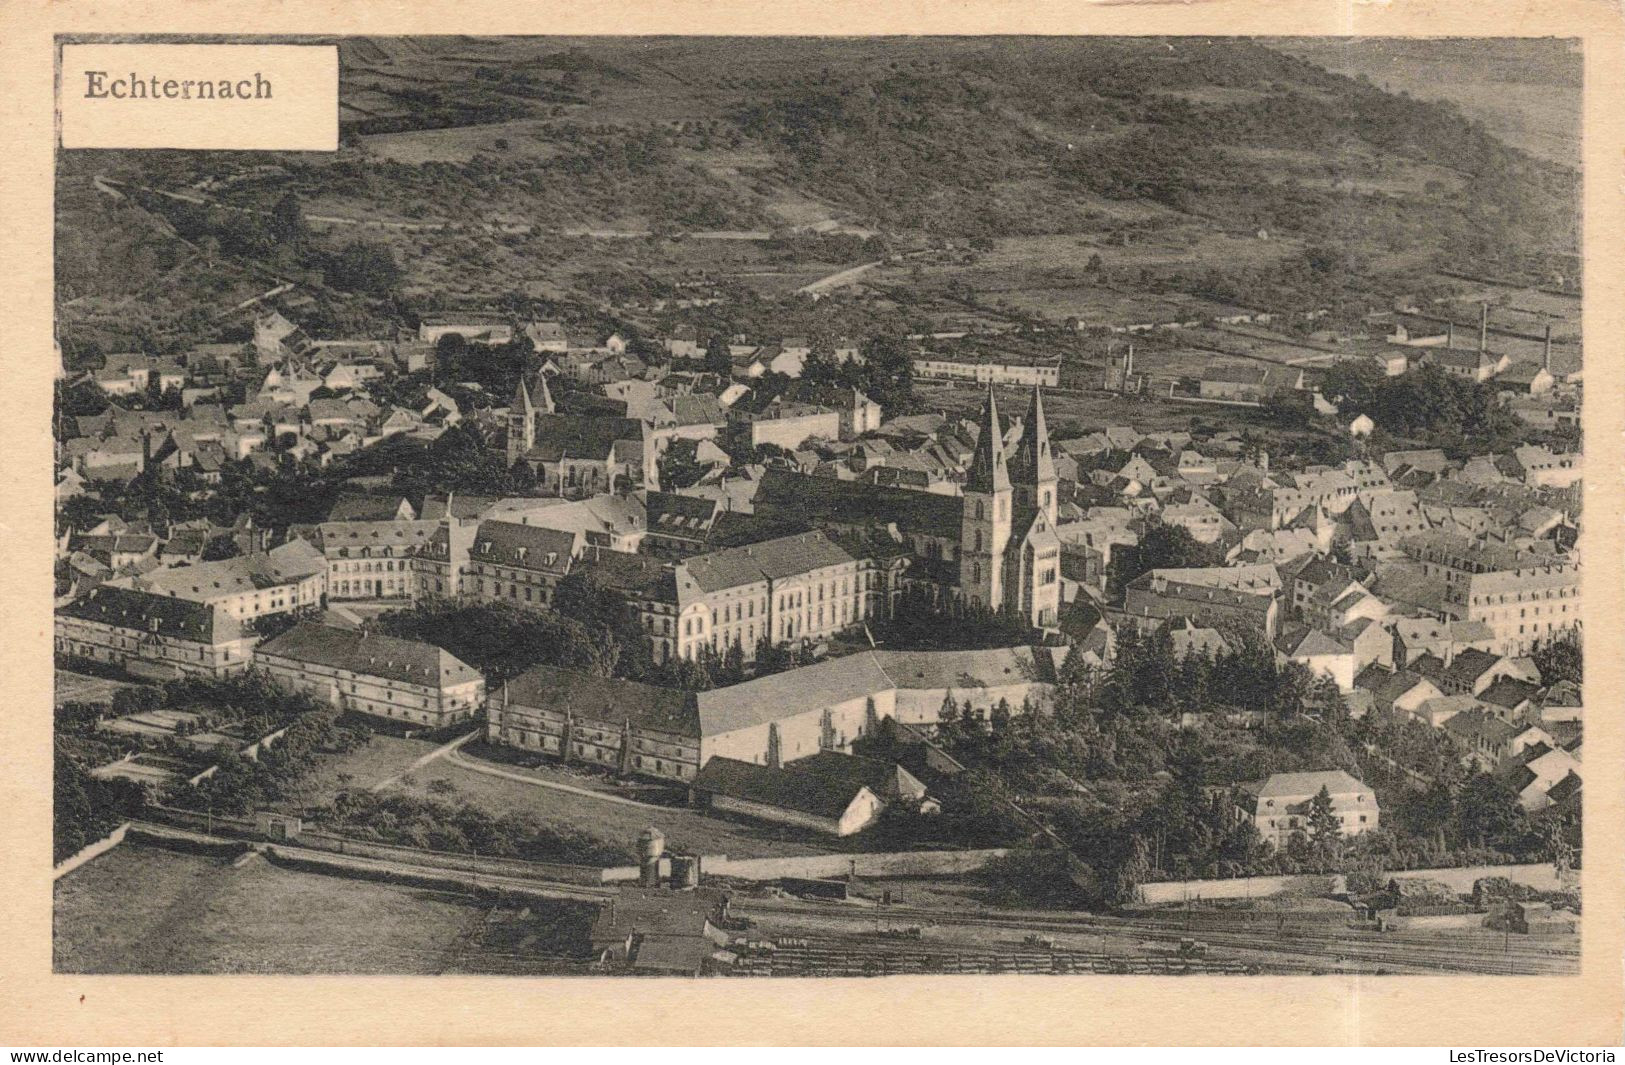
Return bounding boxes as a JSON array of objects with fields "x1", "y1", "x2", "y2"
[
  {"x1": 54, "y1": 748, "x2": 147, "y2": 862},
  {"x1": 376, "y1": 598, "x2": 619, "y2": 685},
  {"x1": 1104, "y1": 521, "x2": 1225, "y2": 597},
  {"x1": 1317, "y1": 362, "x2": 1523, "y2": 450},
  {"x1": 55, "y1": 672, "x2": 368, "y2": 856},
  {"x1": 315, "y1": 788, "x2": 629, "y2": 865},
  {"x1": 871, "y1": 586, "x2": 1038, "y2": 651},
  {"x1": 164, "y1": 697, "x2": 371, "y2": 817},
  {"x1": 1532, "y1": 631, "x2": 1582, "y2": 688},
  {"x1": 799, "y1": 332, "x2": 915, "y2": 415},
  {"x1": 1089, "y1": 624, "x2": 1346, "y2": 721},
  {"x1": 926, "y1": 611, "x2": 1571, "y2": 907}
]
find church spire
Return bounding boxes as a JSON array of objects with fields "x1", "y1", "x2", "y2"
[
  {"x1": 1009, "y1": 385, "x2": 1055, "y2": 488},
  {"x1": 535, "y1": 369, "x2": 555, "y2": 413},
  {"x1": 965, "y1": 385, "x2": 1010, "y2": 495}
]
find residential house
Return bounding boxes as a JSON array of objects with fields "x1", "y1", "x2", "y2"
[{"x1": 1241, "y1": 770, "x2": 1379, "y2": 848}]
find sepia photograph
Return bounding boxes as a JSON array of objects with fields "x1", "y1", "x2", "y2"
[{"x1": 49, "y1": 33, "x2": 1585, "y2": 981}]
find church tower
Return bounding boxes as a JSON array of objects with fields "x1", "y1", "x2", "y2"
[
  {"x1": 507, "y1": 374, "x2": 536, "y2": 466},
  {"x1": 1008, "y1": 385, "x2": 1058, "y2": 525},
  {"x1": 960, "y1": 386, "x2": 1013, "y2": 610},
  {"x1": 506, "y1": 371, "x2": 554, "y2": 466}
]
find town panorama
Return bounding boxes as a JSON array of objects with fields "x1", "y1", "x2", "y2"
[{"x1": 52, "y1": 36, "x2": 1583, "y2": 977}]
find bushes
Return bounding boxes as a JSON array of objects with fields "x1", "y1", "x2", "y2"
[
  {"x1": 110, "y1": 685, "x2": 163, "y2": 717},
  {"x1": 318, "y1": 789, "x2": 630, "y2": 866}
]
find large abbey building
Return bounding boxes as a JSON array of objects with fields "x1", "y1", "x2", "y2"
[{"x1": 753, "y1": 385, "x2": 1062, "y2": 629}]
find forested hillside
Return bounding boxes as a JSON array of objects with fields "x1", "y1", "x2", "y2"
[{"x1": 56, "y1": 36, "x2": 1579, "y2": 353}]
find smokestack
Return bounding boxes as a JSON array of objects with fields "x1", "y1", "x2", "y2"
[
  {"x1": 1544, "y1": 326, "x2": 1553, "y2": 372},
  {"x1": 1446, "y1": 322, "x2": 1454, "y2": 349},
  {"x1": 1126, "y1": 344, "x2": 1135, "y2": 380},
  {"x1": 1478, "y1": 302, "x2": 1489, "y2": 353}
]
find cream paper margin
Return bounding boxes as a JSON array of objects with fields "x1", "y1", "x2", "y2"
[
  {"x1": 1, "y1": 0, "x2": 1620, "y2": 1047},
  {"x1": 58, "y1": 44, "x2": 338, "y2": 151}
]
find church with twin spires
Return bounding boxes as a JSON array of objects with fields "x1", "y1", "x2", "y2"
[{"x1": 957, "y1": 385, "x2": 1063, "y2": 628}]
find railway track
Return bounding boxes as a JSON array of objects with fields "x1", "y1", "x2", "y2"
[{"x1": 732, "y1": 897, "x2": 1577, "y2": 976}]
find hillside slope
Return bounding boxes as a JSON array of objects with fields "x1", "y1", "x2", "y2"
[{"x1": 57, "y1": 36, "x2": 1580, "y2": 347}]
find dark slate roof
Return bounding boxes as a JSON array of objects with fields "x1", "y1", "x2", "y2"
[
  {"x1": 706, "y1": 511, "x2": 813, "y2": 550},
  {"x1": 257, "y1": 623, "x2": 480, "y2": 689},
  {"x1": 470, "y1": 520, "x2": 577, "y2": 574},
  {"x1": 580, "y1": 549, "x2": 675, "y2": 600},
  {"x1": 1447, "y1": 648, "x2": 1504, "y2": 687},
  {"x1": 1480, "y1": 677, "x2": 1542, "y2": 711},
  {"x1": 523, "y1": 414, "x2": 643, "y2": 462},
  {"x1": 692, "y1": 753, "x2": 881, "y2": 820},
  {"x1": 964, "y1": 387, "x2": 1010, "y2": 494},
  {"x1": 502, "y1": 665, "x2": 699, "y2": 737},
  {"x1": 58, "y1": 584, "x2": 242, "y2": 644},
  {"x1": 754, "y1": 468, "x2": 963, "y2": 541},
  {"x1": 418, "y1": 494, "x2": 499, "y2": 520},
  {"x1": 1444, "y1": 708, "x2": 1519, "y2": 746}
]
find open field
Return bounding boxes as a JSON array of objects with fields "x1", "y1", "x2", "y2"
[
  {"x1": 1274, "y1": 38, "x2": 1581, "y2": 169},
  {"x1": 54, "y1": 669, "x2": 140, "y2": 708},
  {"x1": 359, "y1": 120, "x2": 563, "y2": 165},
  {"x1": 53, "y1": 840, "x2": 591, "y2": 974},
  {"x1": 388, "y1": 749, "x2": 844, "y2": 861},
  {"x1": 286, "y1": 733, "x2": 444, "y2": 808}
]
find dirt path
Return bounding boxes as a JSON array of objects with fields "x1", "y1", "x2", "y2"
[
  {"x1": 442, "y1": 748, "x2": 665, "y2": 810},
  {"x1": 370, "y1": 729, "x2": 478, "y2": 792},
  {"x1": 796, "y1": 258, "x2": 885, "y2": 296}
]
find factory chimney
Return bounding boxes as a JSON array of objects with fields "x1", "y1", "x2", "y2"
[
  {"x1": 1478, "y1": 302, "x2": 1489, "y2": 353},
  {"x1": 1446, "y1": 321, "x2": 1454, "y2": 349},
  {"x1": 1544, "y1": 326, "x2": 1553, "y2": 372}
]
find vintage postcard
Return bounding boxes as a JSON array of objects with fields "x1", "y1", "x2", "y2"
[{"x1": 2, "y1": 0, "x2": 1622, "y2": 1048}]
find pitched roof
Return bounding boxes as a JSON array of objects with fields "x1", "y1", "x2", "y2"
[
  {"x1": 696, "y1": 652, "x2": 897, "y2": 737},
  {"x1": 964, "y1": 387, "x2": 1010, "y2": 495},
  {"x1": 1007, "y1": 386, "x2": 1055, "y2": 489},
  {"x1": 134, "y1": 540, "x2": 325, "y2": 601},
  {"x1": 1255, "y1": 770, "x2": 1371, "y2": 800},
  {"x1": 691, "y1": 753, "x2": 883, "y2": 820},
  {"x1": 470, "y1": 520, "x2": 579, "y2": 574},
  {"x1": 1277, "y1": 627, "x2": 1352, "y2": 658},
  {"x1": 316, "y1": 520, "x2": 439, "y2": 556},
  {"x1": 873, "y1": 646, "x2": 1057, "y2": 690},
  {"x1": 502, "y1": 665, "x2": 699, "y2": 737},
  {"x1": 677, "y1": 531, "x2": 856, "y2": 597},
  {"x1": 58, "y1": 584, "x2": 243, "y2": 644},
  {"x1": 522, "y1": 414, "x2": 643, "y2": 462},
  {"x1": 257, "y1": 623, "x2": 480, "y2": 689},
  {"x1": 1479, "y1": 676, "x2": 1541, "y2": 711}
]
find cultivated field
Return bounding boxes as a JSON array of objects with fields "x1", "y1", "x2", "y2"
[{"x1": 53, "y1": 840, "x2": 589, "y2": 974}]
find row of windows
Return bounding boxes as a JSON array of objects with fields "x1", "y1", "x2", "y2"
[{"x1": 1471, "y1": 586, "x2": 1576, "y2": 606}]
